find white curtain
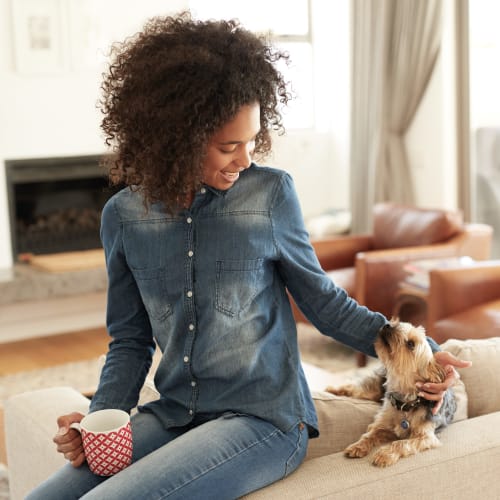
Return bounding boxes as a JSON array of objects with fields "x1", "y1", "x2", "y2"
[{"x1": 350, "y1": 0, "x2": 442, "y2": 233}]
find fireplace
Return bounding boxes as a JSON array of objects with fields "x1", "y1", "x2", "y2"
[{"x1": 6, "y1": 155, "x2": 120, "y2": 256}]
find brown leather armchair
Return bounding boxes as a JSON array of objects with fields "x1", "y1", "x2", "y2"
[
  {"x1": 291, "y1": 203, "x2": 493, "y2": 366},
  {"x1": 427, "y1": 261, "x2": 500, "y2": 344}
]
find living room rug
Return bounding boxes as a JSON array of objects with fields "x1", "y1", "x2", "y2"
[{"x1": 0, "y1": 358, "x2": 102, "y2": 408}]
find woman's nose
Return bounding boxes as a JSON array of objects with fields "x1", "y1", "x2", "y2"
[{"x1": 236, "y1": 144, "x2": 253, "y2": 168}]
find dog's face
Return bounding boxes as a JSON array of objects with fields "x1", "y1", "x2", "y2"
[{"x1": 374, "y1": 319, "x2": 445, "y2": 390}]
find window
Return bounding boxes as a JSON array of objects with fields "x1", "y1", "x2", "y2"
[
  {"x1": 469, "y1": 0, "x2": 500, "y2": 257},
  {"x1": 189, "y1": 0, "x2": 314, "y2": 129}
]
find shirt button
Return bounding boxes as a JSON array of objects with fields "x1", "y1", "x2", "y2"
[
  {"x1": 189, "y1": 409, "x2": 194, "y2": 416},
  {"x1": 188, "y1": 324, "x2": 195, "y2": 331},
  {"x1": 200, "y1": 187, "x2": 206, "y2": 194},
  {"x1": 188, "y1": 250, "x2": 194, "y2": 257},
  {"x1": 183, "y1": 356, "x2": 189, "y2": 363},
  {"x1": 191, "y1": 381, "x2": 197, "y2": 387},
  {"x1": 186, "y1": 290, "x2": 193, "y2": 298},
  {"x1": 187, "y1": 217, "x2": 192, "y2": 224}
]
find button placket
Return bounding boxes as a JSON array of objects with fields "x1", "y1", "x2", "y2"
[{"x1": 184, "y1": 212, "x2": 197, "y2": 419}]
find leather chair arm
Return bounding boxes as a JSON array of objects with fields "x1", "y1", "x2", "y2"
[
  {"x1": 354, "y1": 243, "x2": 463, "y2": 317},
  {"x1": 427, "y1": 261, "x2": 500, "y2": 325},
  {"x1": 311, "y1": 235, "x2": 373, "y2": 270}
]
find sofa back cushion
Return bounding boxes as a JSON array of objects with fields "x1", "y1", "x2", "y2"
[
  {"x1": 442, "y1": 337, "x2": 500, "y2": 418},
  {"x1": 373, "y1": 203, "x2": 463, "y2": 249}
]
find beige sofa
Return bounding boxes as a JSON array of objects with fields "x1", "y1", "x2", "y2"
[{"x1": 5, "y1": 338, "x2": 500, "y2": 499}]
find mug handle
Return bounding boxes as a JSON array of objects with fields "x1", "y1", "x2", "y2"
[{"x1": 69, "y1": 422, "x2": 82, "y2": 433}]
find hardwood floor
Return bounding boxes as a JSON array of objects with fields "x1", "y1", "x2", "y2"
[
  {"x1": 0, "y1": 327, "x2": 109, "y2": 376},
  {"x1": 0, "y1": 327, "x2": 109, "y2": 465}
]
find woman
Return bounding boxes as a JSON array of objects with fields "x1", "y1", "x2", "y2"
[{"x1": 28, "y1": 12, "x2": 468, "y2": 499}]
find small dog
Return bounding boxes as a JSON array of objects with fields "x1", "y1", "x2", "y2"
[{"x1": 326, "y1": 319, "x2": 456, "y2": 467}]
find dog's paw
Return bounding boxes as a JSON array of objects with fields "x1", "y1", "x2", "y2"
[
  {"x1": 344, "y1": 440, "x2": 371, "y2": 458},
  {"x1": 372, "y1": 446, "x2": 400, "y2": 467},
  {"x1": 325, "y1": 384, "x2": 355, "y2": 397}
]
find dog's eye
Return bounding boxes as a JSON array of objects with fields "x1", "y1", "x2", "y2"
[{"x1": 406, "y1": 340, "x2": 415, "y2": 350}]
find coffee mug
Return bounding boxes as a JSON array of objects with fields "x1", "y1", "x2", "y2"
[{"x1": 70, "y1": 409, "x2": 133, "y2": 476}]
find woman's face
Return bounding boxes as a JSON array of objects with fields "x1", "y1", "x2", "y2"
[{"x1": 202, "y1": 102, "x2": 261, "y2": 191}]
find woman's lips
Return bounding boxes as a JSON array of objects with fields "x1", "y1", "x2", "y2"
[{"x1": 220, "y1": 170, "x2": 240, "y2": 183}]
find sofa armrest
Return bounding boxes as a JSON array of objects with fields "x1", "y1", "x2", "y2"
[
  {"x1": 311, "y1": 235, "x2": 373, "y2": 271},
  {"x1": 428, "y1": 261, "x2": 500, "y2": 322},
  {"x1": 5, "y1": 387, "x2": 90, "y2": 500}
]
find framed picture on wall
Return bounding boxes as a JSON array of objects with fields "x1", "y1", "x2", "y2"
[{"x1": 10, "y1": 0, "x2": 68, "y2": 74}]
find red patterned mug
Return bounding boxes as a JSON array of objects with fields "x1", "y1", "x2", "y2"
[{"x1": 70, "y1": 409, "x2": 133, "y2": 476}]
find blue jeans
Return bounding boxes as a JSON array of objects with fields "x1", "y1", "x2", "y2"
[{"x1": 27, "y1": 410, "x2": 308, "y2": 499}]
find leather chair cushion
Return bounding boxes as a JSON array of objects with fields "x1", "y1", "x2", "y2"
[{"x1": 372, "y1": 203, "x2": 463, "y2": 249}]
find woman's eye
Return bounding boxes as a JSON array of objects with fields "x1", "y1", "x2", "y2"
[{"x1": 219, "y1": 148, "x2": 236, "y2": 154}]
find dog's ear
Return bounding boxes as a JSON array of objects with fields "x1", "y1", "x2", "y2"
[
  {"x1": 380, "y1": 318, "x2": 399, "y2": 335},
  {"x1": 389, "y1": 317, "x2": 400, "y2": 328}
]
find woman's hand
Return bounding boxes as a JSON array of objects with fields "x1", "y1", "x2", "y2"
[
  {"x1": 416, "y1": 351, "x2": 472, "y2": 415},
  {"x1": 53, "y1": 412, "x2": 86, "y2": 468}
]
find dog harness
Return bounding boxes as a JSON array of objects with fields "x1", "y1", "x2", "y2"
[{"x1": 388, "y1": 393, "x2": 435, "y2": 412}]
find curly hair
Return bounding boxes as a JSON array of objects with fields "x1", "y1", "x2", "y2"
[{"x1": 99, "y1": 11, "x2": 291, "y2": 213}]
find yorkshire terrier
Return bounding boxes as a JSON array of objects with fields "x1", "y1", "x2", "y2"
[{"x1": 326, "y1": 319, "x2": 456, "y2": 467}]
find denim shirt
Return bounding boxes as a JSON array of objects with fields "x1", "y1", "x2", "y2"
[{"x1": 89, "y1": 164, "x2": 387, "y2": 436}]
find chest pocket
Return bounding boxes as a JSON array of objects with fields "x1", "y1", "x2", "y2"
[
  {"x1": 132, "y1": 268, "x2": 173, "y2": 321},
  {"x1": 122, "y1": 221, "x2": 179, "y2": 321},
  {"x1": 215, "y1": 258, "x2": 270, "y2": 317}
]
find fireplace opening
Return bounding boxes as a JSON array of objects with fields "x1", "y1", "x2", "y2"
[{"x1": 6, "y1": 155, "x2": 121, "y2": 256}]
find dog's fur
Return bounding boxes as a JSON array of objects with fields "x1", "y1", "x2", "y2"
[{"x1": 326, "y1": 319, "x2": 456, "y2": 467}]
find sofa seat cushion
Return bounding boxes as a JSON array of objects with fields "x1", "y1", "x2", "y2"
[
  {"x1": 441, "y1": 337, "x2": 500, "y2": 418},
  {"x1": 433, "y1": 299, "x2": 500, "y2": 343}
]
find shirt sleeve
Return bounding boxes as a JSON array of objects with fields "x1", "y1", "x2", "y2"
[
  {"x1": 426, "y1": 336, "x2": 441, "y2": 352},
  {"x1": 270, "y1": 172, "x2": 387, "y2": 357},
  {"x1": 89, "y1": 195, "x2": 156, "y2": 414}
]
